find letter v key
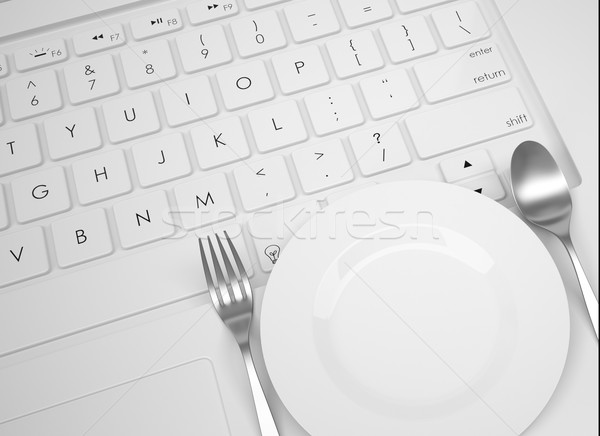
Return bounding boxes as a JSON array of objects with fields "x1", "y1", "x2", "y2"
[
  {"x1": 0, "y1": 227, "x2": 50, "y2": 287},
  {"x1": 10, "y1": 246, "x2": 24, "y2": 262}
]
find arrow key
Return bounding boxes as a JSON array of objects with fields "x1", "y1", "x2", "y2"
[
  {"x1": 440, "y1": 149, "x2": 494, "y2": 182},
  {"x1": 457, "y1": 173, "x2": 505, "y2": 201}
]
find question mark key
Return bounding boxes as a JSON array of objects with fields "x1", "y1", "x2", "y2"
[{"x1": 349, "y1": 124, "x2": 412, "y2": 176}]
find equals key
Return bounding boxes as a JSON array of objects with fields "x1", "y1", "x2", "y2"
[{"x1": 338, "y1": 0, "x2": 393, "y2": 28}]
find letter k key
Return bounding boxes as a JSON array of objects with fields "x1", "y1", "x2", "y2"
[{"x1": 213, "y1": 133, "x2": 226, "y2": 148}]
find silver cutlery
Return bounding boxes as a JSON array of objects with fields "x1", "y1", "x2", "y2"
[
  {"x1": 199, "y1": 232, "x2": 280, "y2": 435},
  {"x1": 511, "y1": 140, "x2": 599, "y2": 339}
]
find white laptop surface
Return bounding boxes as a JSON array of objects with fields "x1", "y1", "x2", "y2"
[{"x1": 0, "y1": 0, "x2": 597, "y2": 435}]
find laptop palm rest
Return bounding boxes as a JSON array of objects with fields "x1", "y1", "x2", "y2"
[{"x1": 0, "y1": 359, "x2": 230, "y2": 436}]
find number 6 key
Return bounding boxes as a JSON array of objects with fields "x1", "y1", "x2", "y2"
[{"x1": 6, "y1": 70, "x2": 63, "y2": 120}]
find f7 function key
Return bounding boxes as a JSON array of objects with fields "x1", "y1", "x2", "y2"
[{"x1": 73, "y1": 24, "x2": 126, "y2": 56}]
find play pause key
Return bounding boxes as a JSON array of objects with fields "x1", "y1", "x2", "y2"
[{"x1": 131, "y1": 9, "x2": 182, "y2": 40}]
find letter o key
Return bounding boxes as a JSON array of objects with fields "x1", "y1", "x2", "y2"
[{"x1": 236, "y1": 76, "x2": 252, "y2": 90}]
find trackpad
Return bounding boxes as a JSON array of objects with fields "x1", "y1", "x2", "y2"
[{"x1": 2, "y1": 359, "x2": 230, "y2": 436}]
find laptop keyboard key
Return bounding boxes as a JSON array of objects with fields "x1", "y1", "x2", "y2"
[
  {"x1": 304, "y1": 85, "x2": 364, "y2": 135},
  {"x1": 51, "y1": 209, "x2": 113, "y2": 268},
  {"x1": 338, "y1": 0, "x2": 393, "y2": 28},
  {"x1": 0, "y1": 124, "x2": 42, "y2": 176},
  {"x1": 272, "y1": 45, "x2": 330, "y2": 95},
  {"x1": 190, "y1": 117, "x2": 250, "y2": 169},
  {"x1": 132, "y1": 133, "x2": 191, "y2": 188},
  {"x1": 14, "y1": 39, "x2": 67, "y2": 71},
  {"x1": 64, "y1": 55, "x2": 121, "y2": 104},
  {"x1": 72, "y1": 150, "x2": 132, "y2": 205},
  {"x1": 414, "y1": 43, "x2": 510, "y2": 102},
  {"x1": 432, "y1": 2, "x2": 490, "y2": 48},
  {"x1": 44, "y1": 107, "x2": 102, "y2": 160},
  {"x1": 176, "y1": 26, "x2": 232, "y2": 73},
  {"x1": 233, "y1": 155, "x2": 295, "y2": 211},
  {"x1": 457, "y1": 173, "x2": 505, "y2": 200},
  {"x1": 380, "y1": 15, "x2": 438, "y2": 64},
  {"x1": 248, "y1": 100, "x2": 308, "y2": 152},
  {"x1": 284, "y1": 0, "x2": 340, "y2": 42},
  {"x1": 359, "y1": 69, "x2": 419, "y2": 119},
  {"x1": 113, "y1": 190, "x2": 175, "y2": 249},
  {"x1": 174, "y1": 173, "x2": 236, "y2": 230},
  {"x1": 6, "y1": 70, "x2": 63, "y2": 120},
  {"x1": 120, "y1": 40, "x2": 177, "y2": 89},
  {"x1": 187, "y1": 1, "x2": 239, "y2": 25},
  {"x1": 440, "y1": 149, "x2": 494, "y2": 182},
  {"x1": 73, "y1": 24, "x2": 126, "y2": 55},
  {"x1": 160, "y1": 76, "x2": 218, "y2": 127},
  {"x1": 349, "y1": 123, "x2": 412, "y2": 176},
  {"x1": 327, "y1": 30, "x2": 384, "y2": 78},
  {"x1": 130, "y1": 9, "x2": 182, "y2": 40},
  {"x1": 292, "y1": 138, "x2": 354, "y2": 193},
  {"x1": 11, "y1": 167, "x2": 71, "y2": 223},
  {"x1": 102, "y1": 91, "x2": 160, "y2": 143},
  {"x1": 231, "y1": 10, "x2": 287, "y2": 57},
  {"x1": 0, "y1": 227, "x2": 50, "y2": 288},
  {"x1": 406, "y1": 88, "x2": 532, "y2": 158},
  {"x1": 217, "y1": 60, "x2": 274, "y2": 110}
]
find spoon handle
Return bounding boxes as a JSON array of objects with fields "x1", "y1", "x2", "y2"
[{"x1": 562, "y1": 236, "x2": 599, "y2": 339}]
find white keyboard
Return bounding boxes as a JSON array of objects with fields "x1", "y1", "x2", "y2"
[{"x1": 0, "y1": 0, "x2": 580, "y2": 355}]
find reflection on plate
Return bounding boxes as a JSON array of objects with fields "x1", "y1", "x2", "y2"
[{"x1": 261, "y1": 181, "x2": 569, "y2": 436}]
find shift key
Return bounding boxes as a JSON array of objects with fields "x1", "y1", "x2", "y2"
[
  {"x1": 415, "y1": 44, "x2": 510, "y2": 102},
  {"x1": 406, "y1": 88, "x2": 532, "y2": 158}
]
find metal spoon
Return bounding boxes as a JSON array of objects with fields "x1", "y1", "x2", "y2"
[{"x1": 511, "y1": 140, "x2": 598, "y2": 339}]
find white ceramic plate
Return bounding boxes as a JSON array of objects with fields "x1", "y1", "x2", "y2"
[{"x1": 261, "y1": 181, "x2": 569, "y2": 436}]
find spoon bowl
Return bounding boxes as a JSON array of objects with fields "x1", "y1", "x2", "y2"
[{"x1": 511, "y1": 141, "x2": 572, "y2": 236}]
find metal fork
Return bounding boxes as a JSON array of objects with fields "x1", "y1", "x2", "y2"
[{"x1": 199, "y1": 231, "x2": 280, "y2": 436}]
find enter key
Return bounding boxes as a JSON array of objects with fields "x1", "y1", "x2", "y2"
[{"x1": 415, "y1": 43, "x2": 510, "y2": 102}]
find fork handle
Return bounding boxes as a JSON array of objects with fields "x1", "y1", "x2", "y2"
[{"x1": 241, "y1": 343, "x2": 280, "y2": 436}]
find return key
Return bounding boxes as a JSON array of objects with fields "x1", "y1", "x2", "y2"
[{"x1": 414, "y1": 43, "x2": 510, "y2": 103}]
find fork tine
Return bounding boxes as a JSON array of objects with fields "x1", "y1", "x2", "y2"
[
  {"x1": 224, "y1": 230, "x2": 251, "y2": 300},
  {"x1": 207, "y1": 235, "x2": 232, "y2": 306},
  {"x1": 216, "y1": 234, "x2": 245, "y2": 303},
  {"x1": 199, "y1": 237, "x2": 222, "y2": 309}
]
